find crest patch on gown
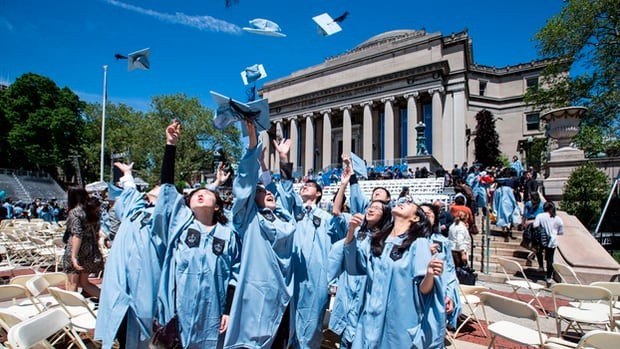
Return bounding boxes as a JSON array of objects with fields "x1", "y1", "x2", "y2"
[
  {"x1": 185, "y1": 228, "x2": 201, "y2": 248},
  {"x1": 212, "y1": 237, "x2": 225, "y2": 255}
]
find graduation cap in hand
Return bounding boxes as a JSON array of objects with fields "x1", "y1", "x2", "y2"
[
  {"x1": 210, "y1": 91, "x2": 270, "y2": 137},
  {"x1": 113, "y1": 48, "x2": 150, "y2": 71},
  {"x1": 312, "y1": 12, "x2": 348, "y2": 36},
  {"x1": 243, "y1": 18, "x2": 286, "y2": 37},
  {"x1": 241, "y1": 64, "x2": 267, "y2": 85}
]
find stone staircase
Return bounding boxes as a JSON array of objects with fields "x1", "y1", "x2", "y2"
[{"x1": 469, "y1": 220, "x2": 549, "y2": 285}]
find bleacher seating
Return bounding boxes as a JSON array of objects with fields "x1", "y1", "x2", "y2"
[
  {"x1": 0, "y1": 170, "x2": 65, "y2": 202},
  {"x1": 18, "y1": 176, "x2": 65, "y2": 201},
  {"x1": 293, "y1": 177, "x2": 453, "y2": 209},
  {"x1": 0, "y1": 174, "x2": 21, "y2": 200}
]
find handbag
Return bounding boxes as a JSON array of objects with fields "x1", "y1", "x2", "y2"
[
  {"x1": 456, "y1": 265, "x2": 477, "y2": 285},
  {"x1": 149, "y1": 316, "x2": 182, "y2": 349}
]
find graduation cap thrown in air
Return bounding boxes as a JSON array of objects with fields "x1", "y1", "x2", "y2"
[
  {"x1": 243, "y1": 18, "x2": 286, "y2": 37},
  {"x1": 210, "y1": 91, "x2": 270, "y2": 137},
  {"x1": 350, "y1": 152, "x2": 368, "y2": 179},
  {"x1": 127, "y1": 48, "x2": 150, "y2": 71},
  {"x1": 312, "y1": 12, "x2": 348, "y2": 36},
  {"x1": 241, "y1": 64, "x2": 267, "y2": 85}
]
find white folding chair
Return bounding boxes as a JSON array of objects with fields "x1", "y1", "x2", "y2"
[
  {"x1": 551, "y1": 283, "x2": 613, "y2": 338},
  {"x1": 0, "y1": 309, "x2": 27, "y2": 334},
  {"x1": 497, "y1": 257, "x2": 548, "y2": 316},
  {"x1": 0, "y1": 284, "x2": 44, "y2": 318},
  {"x1": 553, "y1": 263, "x2": 583, "y2": 285},
  {"x1": 543, "y1": 329, "x2": 620, "y2": 349},
  {"x1": 47, "y1": 286, "x2": 99, "y2": 346},
  {"x1": 0, "y1": 246, "x2": 16, "y2": 277},
  {"x1": 25, "y1": 275, "x2": 58, "y2": 310},
  {"x1": 7, "y1": 308, "x2": 86, "y2": 349},
  {"x1": 456, "y1": 285, "x2": 488, "y2": 336},
  {"x1": 590, "y1": 282, "x2": 620, "y2": 330},
  {"x1": 480, "y1": 291, "x2": 548, "y2": 348}
]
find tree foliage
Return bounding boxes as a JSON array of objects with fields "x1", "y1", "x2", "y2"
[
  {"x1": 561, "y1": 162, "x2": 610, "y2": 228},
  {"x1": 0, "y1": 73, "x2": 85, "y2": 175},
  {"x1": 525, "y1": 0, "x2": 619, "y2": 138},
  {"x1": 474, "y1": 109, "x2": 501, "y2": 167}
]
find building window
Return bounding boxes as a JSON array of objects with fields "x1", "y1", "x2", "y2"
[
  {"x1": 526, "y1": 77, "x2": 538, "y2": 92},
  {"x1": 479, "y1": 80, "x2": 487, "y2": 96},
  {"x1": 526, "y1": 113, "x2": 540, "y2": 131}
]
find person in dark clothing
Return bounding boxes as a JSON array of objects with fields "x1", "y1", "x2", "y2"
[{"x1": 523, "y1": 171, "x2": 538, "y2": 203}]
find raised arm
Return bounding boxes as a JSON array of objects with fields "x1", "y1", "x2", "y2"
[
  {"x1": 161, "y1": 119, "x2": 180, "y2": 185},
  {"x1": 333, "y1": 165, "x2": 352, "y2": 216},
  {"x1": 232, "y1": 120, "x2": 261, "y2": 236}
]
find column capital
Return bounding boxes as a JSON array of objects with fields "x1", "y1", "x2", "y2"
[
  {"x1": 359, "y1": 100, "x2": 374, "y2": 108},
  {"x1": 288, "y1": 116, "x2": 299, "y2": 123},
  {"x1": 428, "y1": 86, "x2": 445, "y2": 95},
  {"x1": 302, "y1": 112, "x2": 314, "y2": 118},
  {"x1": 403, "y1": 91, "x2": 420, "y2": 99},
  {"x1": 381, "y1": 96, "x2": 395, "y2": 104},
  {"x1": 319, "y1": 109, "x2": 332, "y2": 115},
  {"x1": 339, "y1": 104, "x2": 352, "y2": 112}
]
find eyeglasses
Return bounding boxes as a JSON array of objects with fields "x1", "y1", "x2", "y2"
[
  {"x1": 367, "y1": 205, "x2": 384, "y2": 211},
  {"x1": 395, "y1": 196, "x2": 416, "y2": 206}
]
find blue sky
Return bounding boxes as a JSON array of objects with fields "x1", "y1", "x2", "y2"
[{"x1": 0, "y1": 0, "x2": 566, "y2": 111}]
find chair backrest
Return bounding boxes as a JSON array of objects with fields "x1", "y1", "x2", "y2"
[
  {"x1": 47, "y1": 286, "x2": 97, "y2": 318},
  {"x1": 9, "y1": 274, "x2": 37, "y2": 288},
  {"x1": 0, "y1": 284, "x2": 31, "y2": 303},
  {"x1": 480, "y1": 291, "x2": 539, "y2": 321},
  {"x1": 553, "y1": 263, "x2": 583, "y2": 285},
  {"x1": 497, "y1": 257, "x2": 530, "y2": 283},
  {"x1": 590, "y1": 281, "x2": 620, "y2": 299},
  {"x1": 41, "y1": 272, "x2": 68, "y2": 289},
  {"x1": 7, "y1": 308, "x2": 71, "y2": 348},
  {"x1": 577, "y1": 329, "x2": 620, "y2": 349},
  {"x1": 0, "y1": 309, "x2": 26, "y2": 333},
  {"x1": 25, "y1": 275, "x2": 50, "y2": 298},
  {"x1": 551, "y1": 283, "x2": 612, "y2": 303}
]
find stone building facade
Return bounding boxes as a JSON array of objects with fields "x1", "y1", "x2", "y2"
[{"x1": 260, "y1": 29, "x2": 552, "y2": 175}]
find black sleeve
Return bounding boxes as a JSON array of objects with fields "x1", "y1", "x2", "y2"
[
  {"x1": 161, "y1": 145, "x2": 176, "y2": 184},
  {"x1": 224, "y1": 285, "x2": 235, "y2": 315},
  {"x1": 349, "y1": 173, "x2": 358, "y2": 185},
  {"x1": 280, "y1": 162, "x2": 293, "y2": 181}
]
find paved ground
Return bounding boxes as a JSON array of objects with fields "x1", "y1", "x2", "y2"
[{"x1": 0, "y1": 267, "x2": 604, "y2": 348}]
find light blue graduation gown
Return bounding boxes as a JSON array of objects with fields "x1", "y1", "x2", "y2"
[
  {"x1": 344, "y1": 236, "x2": 445, "y2": 349},
  {"x1": 95, "y1": 186, "x2": 162, "y2": 349},
  {"x1": 155, "y1": 184, "x2": 241, "y2": 348},
  {"x1": 428, "y1": 232, "x2": 460, "y2": 329},
  {"x1": 493, "y1": 186, "x2": 521, "y2": 227},
  {"x1": 510, "y1": 160, "x2": 524, "y2": 178},
  {"x1": 328, "y1": 223, "x2": 370, "y2": 347},
  {"x1": 224, "y1": 143, "x2": 297, "y2": 349},
  {"x1": 290, "y1": 199, "x2": 343, "y2": 348},
  {"x1": 349, "y1": 181, "x2": 370, "y2": 215}
]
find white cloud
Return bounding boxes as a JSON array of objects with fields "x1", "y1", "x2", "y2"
[
  {"x1": 0, "y1": 17, "x2": 15, "y2": 32},
  {"x1": 104, "y1": 0, "x2": 241, "y2": 34}
]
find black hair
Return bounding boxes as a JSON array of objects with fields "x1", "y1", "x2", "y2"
[
  {"x1": 454, "y1": 195, "x2": 466, "y2": 206},
  {"x1": 370, "y1": 205, "x2": 430, "y2": 256},
  {"x1": 543, "y1": 201, "x2": 556, "y2": 218},
  {"x1": 185, "y1": 188, "x2": 228, "y2": 225},
  {"x1": 530, "y1": 192, "x2": 541, "y2": 207},
  {"x1": 305, "y1": 180, "x2": 323, "y2": 203},
  {"x1": 360, "y1": 200, "x2": 392, "y2": 233},
  {"x1": 67, "y1": 186, "x2": 100, "y2": 225},
  {"x1": 419, "y1": 202, "x2": 439, "y2": 234},
  {"x1": 371, "y1": 186, "x2": 391, "y2": 202}
]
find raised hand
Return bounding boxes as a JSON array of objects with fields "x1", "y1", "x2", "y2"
[
  {"x1": 113, "y1": 162, "x2": 134, "y2": 176},
  {"x1": 340, "y1": 166, "x2": 353, "y2": 186},
  {"x1": 345, "y1": 213, "x2": 364, "y2": 244},
  {"x1": 215, "y1": 162, "x2": 232, "y2": 186},
  {"x1": 273, "y1": 138, "x2": 292, "y2": 162},
  {"x1": 166, "y1": 119, "x2": 181, "y2": 146},
  {"x1": 427, "y1": 258, "x2": 444, "y2": 276},
  {"x1": 341, "y1": 153, "x2": 351, "y2": 167}
]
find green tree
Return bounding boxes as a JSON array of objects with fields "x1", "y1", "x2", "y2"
[
  {"x1": 526, "y1": 0, "x2": 619, "y2": 138},
  {"x1": 0, "y1": 73, "x2": 85, "y2": 175},
  {"x1": 474, "y1": 109, "x2": 501, "y2": 167},
  {"x1": 561, "y1": 162, "x2": 610, "y2": 228}
]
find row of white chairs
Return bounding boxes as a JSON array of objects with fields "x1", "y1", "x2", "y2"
[{"x1": 0, "y1": 272, "x2": 98, "y2": 348}]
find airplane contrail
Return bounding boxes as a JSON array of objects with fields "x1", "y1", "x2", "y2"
[{"x1": 103, "y1": 0, "x2": 242, "y2": 34}]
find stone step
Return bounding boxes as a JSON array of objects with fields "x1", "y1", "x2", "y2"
[{"x1": 472, "y1": 247, "x2": 532, "y2": 260}]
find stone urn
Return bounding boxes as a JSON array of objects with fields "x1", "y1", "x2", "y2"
[{"x1": 541, "y1": 106, "x2": 587, "y2": 149}]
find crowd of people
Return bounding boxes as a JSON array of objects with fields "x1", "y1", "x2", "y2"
[
  {"x1": 0, "y1": 120, "x2": 566, "y2": 349},
  {"x1": 1, "y1": 197, "x2": 64, "y2": 222}
]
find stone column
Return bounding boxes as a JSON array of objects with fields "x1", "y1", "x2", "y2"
[
  {"x1": 430, "y1": 87, "x2": 444, "y2": 164},
  {"x1": 289, "y1": 117, "x2": 298, "y2": 172},
  {"x1": 321, "y1": 109, "x2": 332, "y2": 169},
  {"x1": 404, "y1": 92, "x2": 419, "y2": 157},
  {"x1": 304, "y1": 113, "x2": 314, "y2": 175},
  {"x1": 382, "y1": 96, "x2": 395, "y2": 165},
  {"x1": 341, "y1": 105, "x2": 352, "y2": 156},
  {"x1": 274, "y1": 120, "x2": 283, "y2": 171},
  {"x1": 452, "y1": 89, "x2": 466, "y2": 166},
  {"x1": 360, "y1": 101, "x2": 374, "y2": 164}
]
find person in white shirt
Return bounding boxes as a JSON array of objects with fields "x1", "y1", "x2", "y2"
[
  {"x1": 533, "y1": 202, "x2": 564, "y2": 284},
  {"x1": 448, "y1": 210, "x2": 471, "y2": 267}
]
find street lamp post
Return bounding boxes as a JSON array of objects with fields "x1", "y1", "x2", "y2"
[{"x1": 100, "y1": 65, "x2": 108, "y2": 182}]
